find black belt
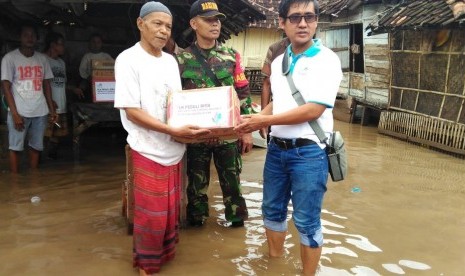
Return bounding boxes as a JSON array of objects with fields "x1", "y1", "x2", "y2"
[{"x1": 271, "y1": 137, "x2": 316, "y2": 150}]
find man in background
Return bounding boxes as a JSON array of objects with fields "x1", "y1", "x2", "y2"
[
  {"x1": 43, "y1": 32, "x2": 71, "y2": 159},
  {"x1": 1, "y1": 23, "x2": 56, "y2": 173},
  {"x1": 76, "y1": 33, "x2": 113, "y2": 102},
  {"x1": 259, "y1": 37, "x2": 290, "y2": 140}
]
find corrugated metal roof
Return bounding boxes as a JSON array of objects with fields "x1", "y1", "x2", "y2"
[{"x1": 367, "y1": 0, "x2": 465, "y2": 34}]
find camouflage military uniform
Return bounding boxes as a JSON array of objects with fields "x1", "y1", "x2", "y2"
[{"x1": 176, "y1": 43, "x2": 251, "y2": 224}]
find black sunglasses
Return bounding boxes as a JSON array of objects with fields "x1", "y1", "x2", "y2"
[{"x1": 285, "y1": 13, "x2": 318, "y2": 24}]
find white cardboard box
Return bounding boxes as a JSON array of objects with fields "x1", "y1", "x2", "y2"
[
  {"x1": 92, "y1": 69, "x2": 115, "y2": 102},
  {"x1": 167, "y1": 86, "x2": 241, "y2": 143}
]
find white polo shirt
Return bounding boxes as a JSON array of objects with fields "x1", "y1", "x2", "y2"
[{"x1": 269, "y1": 39, "x2": 342, "y2": 147}]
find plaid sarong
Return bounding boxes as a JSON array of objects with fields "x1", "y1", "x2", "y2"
[{"x1": 132, "y1": 150, "x2": 181, "y2": 274}]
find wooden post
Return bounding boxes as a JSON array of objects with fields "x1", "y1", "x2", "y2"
[
  {"x1": 124, "y1": 144, "x2": 134, "y2": 235},
  {"x1": 350, "y1": 100, "x2": 358, "y2": 124},
  {"x1": 360, "y1": 106, "x2": 370, "y2": 126}
]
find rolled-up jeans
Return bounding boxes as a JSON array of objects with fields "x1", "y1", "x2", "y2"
[{"x1": 262, "y1": 139, "x2": 328, "y2": 248}]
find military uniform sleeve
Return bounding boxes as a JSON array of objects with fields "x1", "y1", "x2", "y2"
[{"x1": 230, "y1": 50, "x2": 252, "y2": 114}]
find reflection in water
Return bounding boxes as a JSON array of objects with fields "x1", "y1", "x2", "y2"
[
  {"x1": 218, "y1": 181, "x2": 431, "y2": 276},
  {"x1": 1, "y1": 123, "x2": 465, "y2": 275},
  {"x1": 382, "y1": 263, "x2": 405, "y2": 274},
  {"x1": 398, "y1": 260, "x2": 431, "y2": 270}
]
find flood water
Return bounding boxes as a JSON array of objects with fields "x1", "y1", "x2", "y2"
[{"x1": 1, "y1": 120, "x2": 464, "y2": 276}]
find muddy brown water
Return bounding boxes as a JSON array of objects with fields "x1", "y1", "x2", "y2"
[{"x1": 1, "y1": 121, "x2": 464, "y2": 275}]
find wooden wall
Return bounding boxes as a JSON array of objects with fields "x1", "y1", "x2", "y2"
[
  {"x1": 318, "y1": 4, "x2": 390, "y2": 107},
  {"x1": 224, "y1": 4, "x2": 391, "y2": 109},
  {"x1": 362, "y1": 5, "x2": 390, "y2": 108},
  {"x1": 223, "y1": 28, "x2": 284, "y2": 68}
]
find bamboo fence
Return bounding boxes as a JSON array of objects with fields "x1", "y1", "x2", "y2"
[{"x1": 378, "y1": 111, "x2": 465, "y2": 155}]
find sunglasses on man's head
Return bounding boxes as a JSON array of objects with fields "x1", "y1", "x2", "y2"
[{"x1": 285, "y1": 13, "x2": 318, "y2": 24}]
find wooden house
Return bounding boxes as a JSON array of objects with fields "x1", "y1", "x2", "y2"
[
  {"x1": 366, "y1": 0, "x2": 465, "y2": 155},
  {"x1": 316, "y1": 0, "x2": 394, "y2": 124},
  {"x1": 227, "y1": 0, "x2": 392, "y2": 122},
  {"x1": 225, "y1": 0, "x2": 283, "y2": 69}
]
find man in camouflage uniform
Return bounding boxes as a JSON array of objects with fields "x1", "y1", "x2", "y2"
[{"x1": 176, "y1": 0, "x2": 253, "y2": 227}]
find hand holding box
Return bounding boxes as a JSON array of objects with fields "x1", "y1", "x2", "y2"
[{"x1": 167, "y1": 86, "x2": 241, "y2": 143}]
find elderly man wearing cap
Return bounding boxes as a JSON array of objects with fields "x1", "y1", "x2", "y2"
[
  {"x1": 176, "y1": 0, "x2": 253, "y2": 228},
  {"x1": 114, "y1": 2, "x2": 210, "y2": 275}
]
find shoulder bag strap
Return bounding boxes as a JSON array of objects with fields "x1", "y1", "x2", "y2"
[
  {"x1": 190, "y1": 45, "x2": 222, "y2": 87},
  {"x1": 282, "y1": 52, "x2": 328, "y2": 145}
]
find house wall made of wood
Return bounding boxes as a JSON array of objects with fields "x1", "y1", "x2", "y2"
[
  {"x1": 389, "y1": 29, "x2": 465, "y2": 124},
  {"x1": 223, "y1": 28, "x2": 284, "y2": 68},
  {"x1": 318, "y1": 4, "x2": 390, "y2": 107}
]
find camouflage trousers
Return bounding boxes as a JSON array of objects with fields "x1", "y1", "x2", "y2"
[{"x1": 186, "y1": 141, "x2": 248, "y2": 223}]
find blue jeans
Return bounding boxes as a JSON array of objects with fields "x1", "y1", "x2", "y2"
[{"x1": 263, "y1": 139, "x2": 328, "y2": 248}]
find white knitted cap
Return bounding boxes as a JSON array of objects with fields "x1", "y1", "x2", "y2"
[{"x1": 140, "y1": 1, "x2": 172, "y2": 18}]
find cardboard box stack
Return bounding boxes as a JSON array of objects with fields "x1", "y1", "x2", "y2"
[
  {"x1": 91, "y1": 59, "x2": 115, "y2": 102},
  {"x1": 167, "y1": 86, "x2": 241, "y2": 143}
]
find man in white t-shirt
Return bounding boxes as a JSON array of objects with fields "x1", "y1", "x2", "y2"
[
  {"x1": 113, "y1": 2, "x2": 210, "y2": 275},
  {"x1": 235, "y1": 0, "x2": 343, "y2": 275},
  {"x1": 1, "y1": 23, "x2": 57, "y2": 173},
  {"x1": 76, "y1": 33, "x2": 113, "y2": 101}
]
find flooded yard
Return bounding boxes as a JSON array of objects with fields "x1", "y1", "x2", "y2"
[{"x1": 0, "y1": 121, "x2": 464, "y2": 275}]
